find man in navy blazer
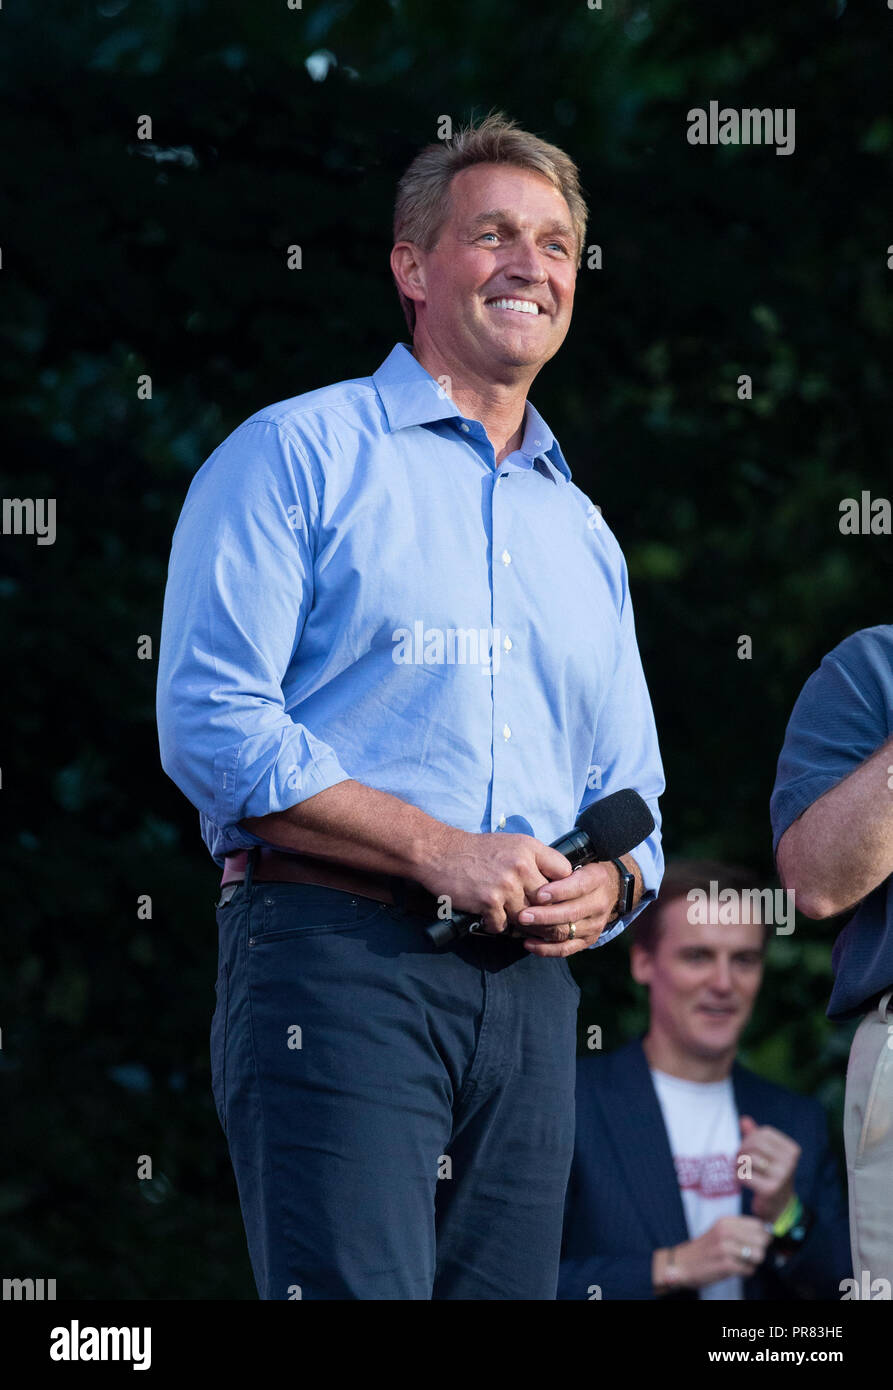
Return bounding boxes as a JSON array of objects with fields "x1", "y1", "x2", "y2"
[{"x1": 559, "y1": 861, "x2": 852, "y2": 1300}]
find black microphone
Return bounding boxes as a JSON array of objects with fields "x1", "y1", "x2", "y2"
[{"x1": 425, "y1": 789, "x2": 656, "y2": 947}]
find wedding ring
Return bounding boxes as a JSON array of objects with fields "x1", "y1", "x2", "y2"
[
  {"x1": 740, "y1": 1245, "x2": 752, "y2": 1262},
  {"x1": 567, "y1": 922, "x2": 577, "y2": 939}
]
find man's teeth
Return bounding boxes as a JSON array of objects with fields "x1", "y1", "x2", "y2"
[{"x1": 488, "y1": 298, "x2": 540, "y2": 314}]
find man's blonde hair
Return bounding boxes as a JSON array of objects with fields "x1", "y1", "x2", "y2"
[{"x1": 392, "y1": 112, "x2": 588, "y2": 333}]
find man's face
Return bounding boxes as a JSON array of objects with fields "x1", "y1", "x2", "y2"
[
  {"x1": 631, "y1": 899, "x2": 765, "y2": 1062},
  {"x1": 406, "y1": 163, "x2": 578, "y2": 378}
]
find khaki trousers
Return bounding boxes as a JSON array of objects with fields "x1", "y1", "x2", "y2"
[{"x1": 844, "y1": 989, "x2": 893, "y2": 1288}]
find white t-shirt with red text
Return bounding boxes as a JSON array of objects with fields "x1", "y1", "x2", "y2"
[{"x1": 650, "y1": 1068, "x2": 743, "y2": 1300}]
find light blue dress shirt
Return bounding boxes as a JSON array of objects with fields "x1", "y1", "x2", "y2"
[{"x1": 157, "y1": 342, "x2": 664, "y2": 943}]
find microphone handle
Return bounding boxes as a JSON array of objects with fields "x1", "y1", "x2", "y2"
[
  {"x1": 425, "y1": 828, "x2": 599, "y2": 947},
  {"x1": 426, "y1": 909, "x2": 481, "y2": 948}
]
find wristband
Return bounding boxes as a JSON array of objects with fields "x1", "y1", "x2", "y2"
[
  {"x1": 771, "y1": 1194, "x2": 801, "y2": 1239},
  {"x1": 771, "y1": 1196, "x2": 813, "y2": 1257}
]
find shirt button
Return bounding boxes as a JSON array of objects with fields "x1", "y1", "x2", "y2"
[
  {"x1": 460, "y1": 422, "x2": 470, "y2": 433},
  {"x1": 498, "y1": 814, "x2": 506, "y2": 829},
  {"x1": 501, "y1": 549, "x2": 511, "y2": 565},
  {"x1": 503, "y1": 635, "x2": 512, "y2": 651},
  {"x1": 503, "y1": 723, "x2": 512, "y2": 740}
]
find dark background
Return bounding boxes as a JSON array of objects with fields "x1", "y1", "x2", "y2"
[{"x1": 1, "y1": 0, "x2": 890, "y2": 1297}]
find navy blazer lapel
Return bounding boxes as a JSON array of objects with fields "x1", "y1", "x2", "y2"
[
  {"x1": 731, "y1": 1062, "x2": 763, "y2": 1219},
  {"x1": 732, "y1": 1060, "x2": 781, "y2": 1296},
  {"x1": 598, "y1": 1038, "x2": 690, "y2": 1249}
]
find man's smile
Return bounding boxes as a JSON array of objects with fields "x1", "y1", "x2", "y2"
[{"x1": 485, "y1": 296, "x2": 545, "y2": 316}]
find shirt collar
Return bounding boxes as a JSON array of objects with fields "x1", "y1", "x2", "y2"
[{"x1": 372, "y1": 342, "x2": 571, "y2": 483}]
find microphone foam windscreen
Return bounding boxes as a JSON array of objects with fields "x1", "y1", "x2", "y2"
[{"x1": 576, "y1": 789, "x2": 655, "y2": 861}]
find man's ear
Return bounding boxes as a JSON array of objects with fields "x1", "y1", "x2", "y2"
[
  {"x1": 629, "y1": 944, "x2": 654, "y2": 987},
  {"x1": 390, "y1": 242, "x2": 427, "y2": 313}
]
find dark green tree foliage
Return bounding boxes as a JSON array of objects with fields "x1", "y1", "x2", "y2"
[{"x1": 0, "y1": 0, "x2": 889, "y2": 1295}]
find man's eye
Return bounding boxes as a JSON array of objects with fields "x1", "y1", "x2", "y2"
[
  {"x1": 479, "y1": 232, "x2": 499, "y2": 242},
  {"x1": 547, "y1": 242, "x2": 569, "y2": 254}
]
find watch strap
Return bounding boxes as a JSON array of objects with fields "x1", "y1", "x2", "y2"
[{"x1": 610, "y1": 857, "x2": 635, "y2": 918}]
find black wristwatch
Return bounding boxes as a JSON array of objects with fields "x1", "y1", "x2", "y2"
[{"x1": 610, "y1": 858, "x2": 635, "y2": 921}]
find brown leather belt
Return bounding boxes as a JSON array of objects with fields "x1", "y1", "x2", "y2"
[{"x1": 221, "y1": 847, "x2": 438, "y2": 916}]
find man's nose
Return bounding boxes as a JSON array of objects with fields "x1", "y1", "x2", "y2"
[
  {"x1": 504, "y1": 238, "x2": 548, "y2": 282},
  {"x1": 710, "y1": 959, "x2": 734, "y2": 992}
]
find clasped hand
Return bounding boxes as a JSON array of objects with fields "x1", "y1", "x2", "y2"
[
  {"x1": 421, "y1": 828, "x2": 623, "y2": 956},
  {"x1": 510, "y1": 861, "x2": 621, "y2": 957}
]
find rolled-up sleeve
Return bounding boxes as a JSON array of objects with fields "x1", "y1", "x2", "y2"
[
  {"x1": 156, "y1": 419, "x2": 352, "y2": 833},
  {"x1": 577, "y1": 541, "x2": 665, "y2": 947},
  {"x1": 770, "y1": 650, "x2": 882, "y2": 854}
]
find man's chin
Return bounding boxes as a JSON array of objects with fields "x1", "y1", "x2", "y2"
[
  {"x1": 475, "y1": 321, "x2": 560, "y2": 366},
  {"x1": 681, "y1": 1023, "x2": 734, "y2": 1061},
  {"x1": 688, "y1": 1027, "x2": 741, "y2": 1061},
  {"x1": 483, "y1": 340, "x2": 554, "y2": 373}
]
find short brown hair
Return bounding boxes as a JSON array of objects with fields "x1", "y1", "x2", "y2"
[
  {"x1": 392, "y1": 111, "x2": 588, "y2": 333},
  {"x1": 633, "y1": 859, "x2": 772, "y2": 954}
]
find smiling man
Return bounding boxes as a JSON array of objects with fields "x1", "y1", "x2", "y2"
[
  {"x1": 157, "y1": 113, "x2": 664, "y2": 1300},
  {"x1": 559, "y1": 861, "x2": 851, "y2": 1301}
]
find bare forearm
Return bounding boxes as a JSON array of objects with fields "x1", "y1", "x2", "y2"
[
  {"x1": 777, "y1": 734, "x2": 893, "y2": 917},
  {"x1": 241, "y1": 786, "x2": 646, "y2": 935},
  {"x1": 240, "y1": 780, "x2": 447, "y2": 878}
]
